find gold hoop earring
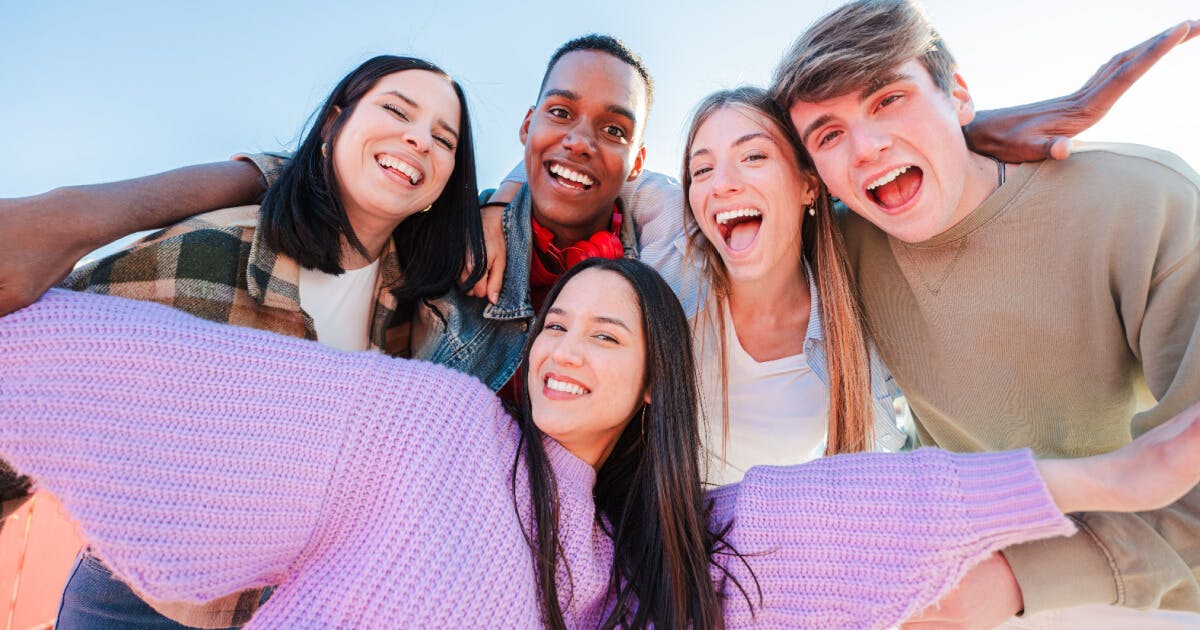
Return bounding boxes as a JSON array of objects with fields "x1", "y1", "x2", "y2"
[
  {"x1": 320, "y1": 142, "x2": 328, "y2": 158},
  {"x1": 640, "y1": 405, "x2": 648, "y2": 444},
  {"x1": 418, "y1": 204, "x2": 432, "y2": 213}
]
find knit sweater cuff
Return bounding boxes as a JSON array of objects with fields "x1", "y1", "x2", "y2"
[{"x1": 951, "y1": 449, "x2": 1077, "y2": 547}]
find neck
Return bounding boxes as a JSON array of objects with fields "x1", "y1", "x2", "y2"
[
  {"x1": 724, "y1": 259, "x2": 812, "y2": 361},
  {"x1": 343, "y1": 211, "x2": 403, "y2": 270},
  {"x1": 726, "y1": 259, "x2": 810, "y2": 323},
  {"x1": 946, "y1": 151, "x2": 1006, "y2": 231}
]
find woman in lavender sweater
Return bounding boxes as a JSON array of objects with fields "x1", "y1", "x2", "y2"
[{"x1": 1, "y1": 257, "x2": 1197, "y2": 629}]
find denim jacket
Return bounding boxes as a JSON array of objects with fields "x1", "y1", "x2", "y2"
[{"x1": 412, "y1": 184, "x2": 639, "y2": 390}]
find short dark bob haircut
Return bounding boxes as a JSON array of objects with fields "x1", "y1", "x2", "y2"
[{"x1": 260, "y1": 55, "x2": 485, "y2": 304}]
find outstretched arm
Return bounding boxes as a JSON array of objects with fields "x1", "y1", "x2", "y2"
[
  {"x1": 966, "y1": 20, "x2": 1199, "y2": 162},
  {"x1": 709, "y1": 403, "x2": 1200, "y2": 629},
  {"x1": 0, "y1": 289, "x2": 457, "y2": 605},
  {"x1": 0, "y1": 160, "x2": 266, "y2": 316},
  {"x1": 904, "y1": 402, "x2": 1200, "y2": 628}
]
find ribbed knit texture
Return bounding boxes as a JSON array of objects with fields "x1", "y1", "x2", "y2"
[{"x1": 0, "y1": 290, "x2": 1075, "y2": 628}]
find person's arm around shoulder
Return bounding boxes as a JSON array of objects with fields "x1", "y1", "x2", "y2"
[{"x1": 0, "y1": 159, "x2": 268, "y2": 315}]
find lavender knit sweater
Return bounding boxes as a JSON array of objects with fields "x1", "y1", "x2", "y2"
[{"x1": 0, "y1": 290, "x2": 1074, "y2": 628}]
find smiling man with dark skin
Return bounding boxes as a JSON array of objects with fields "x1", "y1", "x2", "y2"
[
  {"x1": 774, "y1": 1, "x2": 1200, "y2": 628},
  {"x1": 521, "y1": 47, "x2": 647, "y2": 248}
]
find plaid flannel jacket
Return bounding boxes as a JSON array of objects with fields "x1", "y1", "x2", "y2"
[{"x1": 56, "y1": 204, "x2": 407, "y2": 628}]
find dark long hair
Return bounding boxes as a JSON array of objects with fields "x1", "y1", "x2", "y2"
[
  {"x1": 510, "y1": 257, "x2": 756, "y2": 629},
  {"x1": 260, "y1": 55, "x2": 485, "y2": 303}
]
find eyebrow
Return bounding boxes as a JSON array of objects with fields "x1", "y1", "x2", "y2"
[
  {"x1": 542, "y1": 88, "x2": 638, "y2": 127},
  {"x1": 799, "y1": 72, "x2": 912, "y2": 145},
  {"x1": 859, "y1": 72, "x2": 910, "y2": 101},
  {"x1": 383, "y1": 90, "x2": 460, "y2": 142},
  {"x1": 689, "y1": 131, "x2": 773, "y2": 161},
  {"x1": 546, "y1": 307, "x2": 632, "y2": 333}
]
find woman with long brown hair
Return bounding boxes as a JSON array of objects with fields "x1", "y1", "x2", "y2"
[{"x1": 682, "y1": 87, "x2": 899, "y2": 486}]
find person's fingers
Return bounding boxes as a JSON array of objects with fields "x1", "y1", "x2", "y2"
[
  {"x1": 1048, "y1": 137, "x2": 1073, "y2": 161},
  {"x1": 1181, "y1": 19, "x2": 1200, "y2": 44},
  {"x1": 486, "y1": 249, "x2": 507, "y2": 305},
  {"x1": 1100, "y1": 21, "x2": 1193, "y2": 98}
]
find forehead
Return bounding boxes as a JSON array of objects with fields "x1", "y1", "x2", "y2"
[
  {"x1": 369, "y1": 70, "x2": 461, "y2": 122},
  {"x1": 789, "y1": 59, "x2": 936, "y2": 118},
  {"x1": 540, "y1": 50, "x2": 648, "y2": 121},
  {"x1": 693, "y1": 106, "x2": 786, "y2": 153},
  {"x1": 549, "y1": 268, "x2": 642, "y2": 329}
]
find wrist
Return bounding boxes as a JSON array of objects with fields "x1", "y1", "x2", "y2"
[{"x1": 42, "y1": 186, "x2": 111, "y2": 256}]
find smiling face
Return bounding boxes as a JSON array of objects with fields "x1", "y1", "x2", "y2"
[
  {"x1": 686, "y1": 106, "x2": 815, "y2": 284},
  {"x1": 520, "y1": 50, "x2": 648, "y2": 246},
  {"x1": 788, "y1": 60, "x2": 995, "y2": 243},
  {"x1": 331, "y1": 69, "x2": 462, "y2": 240},
  {"x1": 528, "y1": 267, "x2": 649, "y2": 467}
]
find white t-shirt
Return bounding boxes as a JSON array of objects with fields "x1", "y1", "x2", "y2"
[
  {"x1": 701, "y1": 307, "x2": 830, "y2": 486},
  {"x1": 298, "y1": 259, "x2": 381, "y2": 353}
]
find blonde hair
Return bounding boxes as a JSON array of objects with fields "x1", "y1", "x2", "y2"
[
  {"x1": 681, "y1": 87, "x2": 874, "y2": 457},
  {"x1": 770, "y1": 0, "x2": 957, "y2": 107}
]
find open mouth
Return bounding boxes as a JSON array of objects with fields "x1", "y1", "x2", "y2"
[
  {"x1": 544, "y1": 375, "x2": 591, "y2": 399},
  {"x1": 866, "y1": 165, "x2": 921, "y2": 212},
  {"x1": 715, "y1": 208, "x2": 763, "y2": 253},
  {"x1": 377, "y1": 154, "x2": 423, "y2": 185},
  {"x1": 547, "y1": 162, "x2": 595, "y2": 191}
]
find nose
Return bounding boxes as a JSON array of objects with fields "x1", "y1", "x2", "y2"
[
  {"x1": 403, "y1": 124, "x2": 432, "y2": 154},
  {"x1": 710, "y1": 160, "x2": 743, "y2": 198},
  {"x1": 849, "y1": 122, "x2": 890, "y2": 166},
  {"x1": 561, "y1": 123, "x2": 597, "y2": 157},
  {"x1": 549, "y1": 332, "x2": 585, "y2": 368}
]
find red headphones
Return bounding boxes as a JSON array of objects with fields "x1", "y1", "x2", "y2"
[{"x1": 529, "y1": 205, "x2": 624, "y2": 287}]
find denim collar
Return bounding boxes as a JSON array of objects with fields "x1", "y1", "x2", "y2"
[{"x1": 483, "y1": 184, "x2": 639, "y2": 322}]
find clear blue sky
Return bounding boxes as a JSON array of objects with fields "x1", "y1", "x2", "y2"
[{"x1": 3, "y1": 0, "x2": 1197, "y2": 198}]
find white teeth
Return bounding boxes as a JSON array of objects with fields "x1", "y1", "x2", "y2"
[
  {"x1": 549, "y1": 163, "x2": 595, "y2": 186},
  {"x1": 546, "y1": 377, "x2": 589, "y2": 395},
  {"x1": 715, "y1": 208, "x2": 762, "y2": 225},
  {"x1": 378, "y1": 155, "x2": 422, "y2": 185},
  {"x1": 866, "y1": 166, "x2": 910, "y2": 190}
]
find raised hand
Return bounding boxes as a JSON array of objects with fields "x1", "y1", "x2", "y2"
[{"x1": 966, "y1": 20, "x2": 1199, "y2": 163}]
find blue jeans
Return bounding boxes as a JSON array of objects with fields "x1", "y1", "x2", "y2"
[{"x1": 56, "y1": 550, "x2": 245, "y2": 630}]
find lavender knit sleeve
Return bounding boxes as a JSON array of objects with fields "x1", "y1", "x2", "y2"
[
  {"x1": 708, "y1": 449, "x2": 1077, "y2": 629},
  {"x1": 0, "y1": 289, "x2": 492, "y2": 607}
]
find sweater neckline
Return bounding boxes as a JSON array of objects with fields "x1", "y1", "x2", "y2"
[{"x1": 902, "y1": 160, "x2": 1041, "y2": 249}]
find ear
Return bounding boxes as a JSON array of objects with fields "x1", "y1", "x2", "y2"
[
  {"x1": 800, "y1": 176, "x2": 819, "y2": 208},
  {"x1": 626, "y1": 144, "x2": 647, "y2": 182},
  {"x1": 321, "y1": 105, "x2": 343, "y2": 141},
  {"x1": 950, "y1": 72, "x2": 976, "y2": 127},
  {"x1": 519, "y1": 106, "x2": 534, "y2": 145}
]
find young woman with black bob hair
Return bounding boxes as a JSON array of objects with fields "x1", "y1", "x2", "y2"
[
  {"x1": 2, "y1": 260, "x2": 1198, "y2": 629},
  {"x1": 50, "y1": 54, "x2": 486, "y2": 629}
]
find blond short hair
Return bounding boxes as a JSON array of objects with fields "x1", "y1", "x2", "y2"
[{"x1": 770, "y1": 0, "x2": 957, "y2": 107}]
